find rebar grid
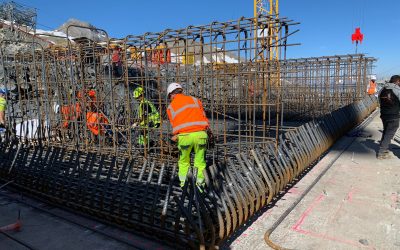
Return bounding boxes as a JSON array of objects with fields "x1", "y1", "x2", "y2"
[
  {"x1": 0, "y1": 15, "x2": 303, "y2": 158},
  {"x1": 0, "y1": 13, "x2": 379, "y2": 249},
  {"x1": 0, "y1": 17, "x2": 375, "y2": 159},
  {"x1": 280, "y1": 54, "x2": 376, "y2": 121}
]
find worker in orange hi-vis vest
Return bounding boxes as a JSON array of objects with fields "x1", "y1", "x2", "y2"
[
  {"x1": 367, "y1": 74, "x2": 377, "y2": 95},
  {"x1": 86, "y1": 111, "x2": 109, "y2": 136},
  {"x1": 60, "y1": 91, "x2": 83, "y2": 129},
  {"x1": 166, "y1": 82, "x2": 210, "y2": 189}
]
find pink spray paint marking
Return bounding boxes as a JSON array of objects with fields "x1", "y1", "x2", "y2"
[
  {"x1": 324, "y1": 175, "x2": 337, "y2": 185},
  {"x1": 291, "y1": 193, "x2": 375, "y2": 249},
  {"x1": 292, "y1": 194, "x2": 325, "y2": 231},
  {"x1": 391, "y1": 193, "x2": 399, "y2": 208},
  {"x1": 331, "y1": 188, "x2": 359, "y2": 222},
  {"x1": 347, "y1": 187, "x2": 357, "y2": 202},
  {"x1": 288, "y1": 187, "x2": 302, "y2": 195}
]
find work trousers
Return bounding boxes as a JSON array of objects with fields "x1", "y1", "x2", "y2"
[
  {"x1": 177, "y1": 130, "x2": 208, "y2": 187},
  {"x1": 379, "y1": 118, "x2": 399, "y2": 152},
  {"x1": 137, "y1": 123, "x2": 160, "y2": 146}
]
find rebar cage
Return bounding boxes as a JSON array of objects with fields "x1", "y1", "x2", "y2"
[
  {"x1": 1, "y1": 15, "x2": 375, "y2": 159},
  {"x1": 0, "y1": 13, "x2": 377, "y2": 248}
]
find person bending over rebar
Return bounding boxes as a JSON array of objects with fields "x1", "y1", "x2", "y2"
[
  {"x1": 132, "y1": 86, "x2": 160, "y2": 147},
  {"x1": 377, "y1": 75, "x2": 400, "y2": 159},
  {"x1": 86, "y1": 105, "x2": 111, "y2": 142},
  {"x1": 166, "y1": 82, "x2": 209, "y2": 188}
]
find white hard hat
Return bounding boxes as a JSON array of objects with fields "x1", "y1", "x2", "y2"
[
  {"x1": 167, "y1": 82, "x2": 182, "y2": 97},
  {"x1": 370, "y1": 75, "x2": 377, "y2": 80}
]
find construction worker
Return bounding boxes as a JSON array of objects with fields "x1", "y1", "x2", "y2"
[
  {"x1": 132, "y1": 86, "x2": 160, "y2": 146},
  {"x1": 111, "y1": 46, "x2": 121, "y2": 77},
  {"x1": 0, "y1": 88, "x2": 7, "y2": 133},
  {"x1": 166, "y1": 82, "x2": 209, "y2": 188},
  {"x1": 367, "y1": 74, "x2": 378, "y2": 95},
  {"x1": 86, "y1": 109, "x2": 110, "y2": 137},
  {"x1": 60, "y1": 91, "x2": 83, "y2": 129},
  {"x1": 377, "y1": 75, "x2": 400, "y2": 159},
  {"x1": 86, "y1": 89, "x2": 98, "y2": 110}
]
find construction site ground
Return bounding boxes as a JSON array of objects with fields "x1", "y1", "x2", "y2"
[
  {"x1": 225, "y1": 109, "x2": 400, "y2": 250},
  {"x1": 0, "y1": 189, "x2": 172, "y2": 249},
  {"x1": 0, "y1": 109, "x2": 399, "y2": 249}
]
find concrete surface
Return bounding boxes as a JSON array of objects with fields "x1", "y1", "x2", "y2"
[
  {"x1": 226, "y1": 111, "x2": 400, "y2": 250},
  {"x1": 0, "y1": 191, "x2": 171, "y2": 250}
]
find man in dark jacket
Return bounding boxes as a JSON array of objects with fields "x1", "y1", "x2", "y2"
[{"x1": 377, "y1": 75, "x2": 400, "y2": 159}]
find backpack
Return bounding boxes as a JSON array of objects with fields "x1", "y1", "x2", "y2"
[{"x1": 379, "y1": 88, "x2": 397, "y2": 108}]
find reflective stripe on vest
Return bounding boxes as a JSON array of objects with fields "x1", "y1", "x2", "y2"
[
  {"x1": 172, "y1": 121, "x2": 209, "y2": 134},
  {"x1": 167, "y1": 96, "x2": 199, "y2": 120}
]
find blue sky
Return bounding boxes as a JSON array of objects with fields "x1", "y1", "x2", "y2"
[{"x1": 18, "y1": 0, "x2": 400, "y2": 77}]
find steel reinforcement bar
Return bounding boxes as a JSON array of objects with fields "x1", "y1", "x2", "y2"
[{"x1": 0, "y1": 95, "x2": 377, "y2": 248}]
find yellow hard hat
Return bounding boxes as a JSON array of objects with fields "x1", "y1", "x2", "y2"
[{"x1": 133, "y1": 87, "x2": 143, "y2": 98}]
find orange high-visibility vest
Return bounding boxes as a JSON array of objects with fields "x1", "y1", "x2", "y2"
[
  {"x1": 112, "y1": 50, "x2": 120, "y2": 63},
  {"x1": 367, "y1": 81, "x2": 377, "y2": 95},
  {"x1": 61, "y1": 103, "x2": 82, "y2": 128},
  {"x1": 86, "y1": 112, "x2": 109, "y2": 136},
  {"x1": 167, "y1": 94, "x2": 209, "y2": 135}
]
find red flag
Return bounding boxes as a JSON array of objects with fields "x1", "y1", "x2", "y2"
[{"x1": 351, "y1": 27, "x2": 364, "y2": 44}]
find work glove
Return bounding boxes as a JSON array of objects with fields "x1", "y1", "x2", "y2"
[
  {"x1": 131, "y1": 122, "x2": 138, "y2": 129},
  {"x1": 171, "y1": 135, "x2": 178, "y2": 142}
]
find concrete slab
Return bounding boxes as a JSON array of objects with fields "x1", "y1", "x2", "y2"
[
  {"x1": 224, "y1": 111, "x2": 400, "y2": 250},
  {"x1": 0, "y1": 190, "x2": 172, "y2": 250}
]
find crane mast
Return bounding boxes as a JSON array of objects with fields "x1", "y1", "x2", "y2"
[
  {"x1": 254, "y1": 0, "x2": 279, "y2": 61},
  {"x1": 254, "y1": 0, "x2": 278, "y2": 16}
]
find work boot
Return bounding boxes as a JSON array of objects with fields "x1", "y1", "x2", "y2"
[{"x1": 377, "y1": 150, "x2": 391, "y2": 159}]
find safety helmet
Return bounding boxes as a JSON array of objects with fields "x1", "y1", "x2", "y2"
[
  {"x1": 370, "y1": 75, "x2": 377, "y2": 80},
  {"x1": 167, "y1": 82, "x2": 182, "y2": 97},
  {"x1": 88, "y1": 89, "x2": 96, "y2": 98},
  {"x1": 133, "y1": 87, "x2": 144, "y2": 99},
  {"x1": 0, "y1": 88, "x2": 7, "y2": 95}
]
